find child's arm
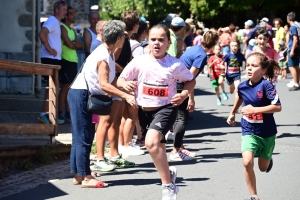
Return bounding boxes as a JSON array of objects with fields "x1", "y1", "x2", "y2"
[
  {"x1": 219, "y1": 61, "x2": 226, "y2": 69},
  {"x1": 241, "y1": 104, "x2": 281, "y2": 115},
  {"x1": 227, "y1": 96, "x2": 243, "y2": 126}
]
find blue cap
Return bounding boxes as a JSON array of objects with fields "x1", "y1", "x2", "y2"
[
  {"x1": 279, "y1": 41, "x2": 285, "y2": 46},
  {"x1": 171, "y1": 17, "x2": 186, "y2": 27},
  {"x1": 245, "y1": 20, "x2": 254, "y2": 27},
  {"x1": 140, "y1": 17, "x2": 146, "y2": 22}
]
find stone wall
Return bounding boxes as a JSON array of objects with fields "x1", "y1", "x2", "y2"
[{"x1": 0, "y1": 0, "x2": 34, "y2": 52}]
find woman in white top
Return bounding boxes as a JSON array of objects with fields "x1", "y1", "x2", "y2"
[{"x1": 68, "y1": 20, "x2": 137, "y2": 188}]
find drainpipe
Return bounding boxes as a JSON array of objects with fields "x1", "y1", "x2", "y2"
[
  {"x1": 32, "y1": 0, "x2": 36, "y2": 94},
  {"x1": 36, "y1": 0, "x2": 41, "y2": 93}
]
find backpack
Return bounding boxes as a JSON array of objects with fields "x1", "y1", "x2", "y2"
[{"x1": 293, "y1": 21, "x2": 300, "y2": 46}]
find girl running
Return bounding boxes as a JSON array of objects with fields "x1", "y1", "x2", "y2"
[
  {"x1": 117, "y1": 24, "x2": 195, "y2": 200},
  {"x1": 222, "y1": 39, "x2": 245, "y2": 94},
  {"x1": 227, "y1": 52, "x2": 281, "y2": 200},
  {"x1": 208, "y1": 44, "x2": 228, "y2": 105}
]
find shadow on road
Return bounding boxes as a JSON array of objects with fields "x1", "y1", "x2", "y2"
[
  {"x1": 106, "y1": 176, "x2": 210, "y2": 186},
  {"x1": 1, "y1": 182, "x2": 68, "y2": 200},
  {"x1": 194, "y1": 87, "x2": 215, "y2": 96},
  {"x1": 187, "y1": 109, "x2": 241, "y2": 131},
  {"x1": 277, "y1": 132, "x2": 300, "y2": 139}
]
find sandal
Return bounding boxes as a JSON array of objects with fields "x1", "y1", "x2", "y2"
[{"x1": 81, "y1": 179, "x2": 108, "y2": 188}]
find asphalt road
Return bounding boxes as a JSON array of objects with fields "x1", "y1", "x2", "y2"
[{"x1": 2, "y1": 74, "x2": 300, "y2": 200}]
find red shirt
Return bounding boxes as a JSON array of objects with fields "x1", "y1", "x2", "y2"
[{"x1": 208, "y1": 55, "x2": 225, "y2": 79}]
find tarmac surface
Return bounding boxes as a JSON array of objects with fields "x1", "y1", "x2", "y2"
[{"x1": 0, "y1": 74, "x2": 300, "y2": 200}]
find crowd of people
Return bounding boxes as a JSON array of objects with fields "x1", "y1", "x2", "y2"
[{"x1": 37, "y1": 1, "x2": 300, "y2": 199}]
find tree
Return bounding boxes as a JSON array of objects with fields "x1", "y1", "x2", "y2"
[{"x1": 99, "y1": 0, "x2": 296, "y2": 22}]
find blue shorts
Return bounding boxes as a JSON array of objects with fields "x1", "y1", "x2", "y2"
[
  {"x1": 226, "y1": 75, "x2": 240, "y2": 85},
  {"x1": 287, "y1": 50, "x2": 300, "y2": 67}
]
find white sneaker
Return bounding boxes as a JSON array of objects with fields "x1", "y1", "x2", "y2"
[
  {"x1": 161, "y1": 184, "x2": 179, "y2": 200},
  {"x1": 122, "y1": 146, "x2": 145, "y2": 156},
  {"x1": 287, "y1": 81, "x2": 295, "y2": 88},
  {"x1": 180, "y1": 149, "x2": 196, "y2": 157},
  {"x1": 118, "y1": 145, "x2": 124, "y2": 154},
  {"x1": 165, "y1": 131, "x2": 175, "y2": 141},
  {"x1": 170, "y1": 151, "x2": 193, "y2": 161},
  {"x1": 169, "y1": 166, "x2": 177, "y2": 184}
]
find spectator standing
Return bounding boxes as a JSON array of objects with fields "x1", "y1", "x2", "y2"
[
  {"x1": 273, "y1": 18, "x2": 286, "y2": 51},
  {"x1": 90, "y1": 20, "x2": 107, "y2": 53},
  {"x1": 83, "y1": 11, "x2": 100, "y2": 58},
  {"x1": 167, "y1": 17, "x2": 186, "y2": 58},
  {"x1": 286, "y1": 12, "x2": 300, "y2": 91},
  {"x1": 37, "y1": 0, "x2": 67, "y2": 124},
  {"x1": 58, "y1": 6, "x2": 83, "y2": 122}
]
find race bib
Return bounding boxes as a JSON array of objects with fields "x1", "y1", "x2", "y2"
[
  {"x1": 142, "y1": 83, "x2": 168, "y2": 100},
  {"x1": 243, "y1": 113, "x2": 263, "y2": 123}
]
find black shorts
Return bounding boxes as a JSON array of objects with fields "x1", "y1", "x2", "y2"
[
  {"x1": 138, "y1": 104, "x2": 178, "y2": 143},
  {"x1": 41, "y1": 58, "x2": 61, "y2": 82},
  {"x1": 60, "y1": 59, "x2": 78, "y2": 84}
]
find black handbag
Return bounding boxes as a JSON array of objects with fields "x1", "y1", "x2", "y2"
[
  {"x1": 87, "y1": 94, "x2": 112, "y2": 115},
  {"x1": 70, "y1": 60, "x2": 112, "y2": 115}
]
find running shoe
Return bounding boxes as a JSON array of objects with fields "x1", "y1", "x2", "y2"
[
  {"x1": 161, "y1": 183, "x2": 179, "y2": 200},
  {"x1": 108, "y1": 156, "x2": 135, "y2": 168},
  {"x1": 287, "y1": 81, "x2": 294, "y2": 87},
  {"x1": 266, "y1": 158, "x2": 273, "y2": 173},
  {"x1": 37, "y1": 113, "x2": 65, "y2": 124},
  {"x1": 169, "y1": 166, "x2": 177, "y2": 184},
  {"x1": 180, "y1": 149, "x2": 196, "y2": 158},
  {"x1": 121, "y1": 146, "x2": 145, "y2": 156},
  {"x1": 244, "y1": 197, "x2": 261, "y2": 200},
  {"x1": 217, "y1": 97, "x2": 222, "y2": 106},
  {"x1": 288, "y1": 85, "x2": 299, "y2": 91},
  {"x1": 165, "y1": 131, "x2": 175, "y2": 141},
  {"x1": 93, "y1": 159, "x2": 116, "y2": 172},
  {"x1": 170, "y1": 151, "x2": 193, "y2": 161},
  {"x1": 222, "y1": 91, "x2": 228, "y2": 100},
  {"x1": 59, "y1": 114, "x2": 70, "y2": 123}
]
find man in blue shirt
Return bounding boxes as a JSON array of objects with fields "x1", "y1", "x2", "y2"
[{"x1": 287, "y1": 12, "x2": 300, "y2": 91}]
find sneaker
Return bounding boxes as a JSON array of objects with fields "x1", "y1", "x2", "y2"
[
  {"x1": 266, "y1": 158, "x2": 273, "y2": 173},
  {"x1": 244, "y1": 196, "x2": 261, "y2": 200},
  {"x1": 37, "y1": 113, "x2": 65, "y2": 124},
  {"x1": 108, "y1": 156, "x2": 135, "y2": 168},
  {"x1": 170, "y1": 151, "x2": 193, "y2": 161},
  {"x1": 165, "y1": 131, "x2": 175, "y2": 141},
  {"x1": 217, "y1": 97, "x2": 222, "y2": 106},
  {"x1": 135, "y1": 139, "x2": 145, "y2": 147},
  {"x1": 287, "y1": 81, "x2": 294, "y2": 87},
  {"x1": 169, "y1": 166, "x2": 177, "y2": 184},
  {"x1": 59, "y1": 114, "x2": 70, "y2": 123},
  {"x1": 161, "y1": 184, "x2": 179, "y2": 200},
  {"x1": 121, "y1": 146, "x2": 145, "y2": 156},
  {"x1": 37, "y1": 113, "x2": 49, "y2": 124},
  {"x1": 180, "y1": 149, "x2": 196, "y2": 157},
  {"x1": 288, "y1": 85, "x2": 299, "y2": 91},
  {"x1": 93, "y1": 159, "x2": 116, "y2": 172},
  {"x1": 222, "y1": 91, "x2": 228, "y2": 100}
]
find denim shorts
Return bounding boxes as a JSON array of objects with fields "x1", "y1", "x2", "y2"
[{"x1": 287, "y1": 50, "x2": 300, "y2": 67}]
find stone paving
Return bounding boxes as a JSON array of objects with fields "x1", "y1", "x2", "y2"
[{"x1": 0, "y1": 159, "x2": 70, "y2": 199}]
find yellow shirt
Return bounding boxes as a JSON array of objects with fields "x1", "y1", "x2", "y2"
[{"x1": 275, "y1": 27, "x2": 286, "y2": 51}]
